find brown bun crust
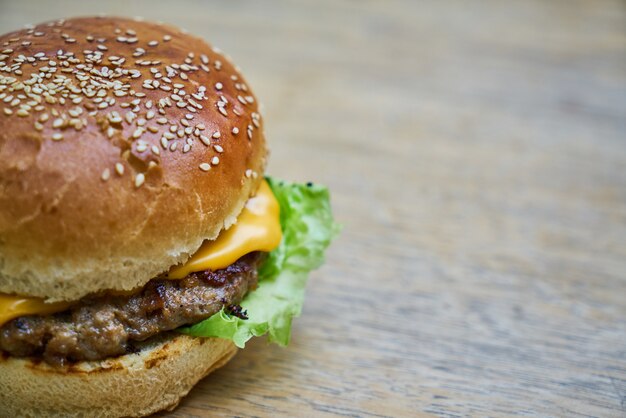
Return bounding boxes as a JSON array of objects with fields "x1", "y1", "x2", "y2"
[
  {"x1": 0, "y1": 334, "x2": 237, "y2": 417},
  {"x1": 0, "y1": 17, "x2": 266, "y2": 301}
]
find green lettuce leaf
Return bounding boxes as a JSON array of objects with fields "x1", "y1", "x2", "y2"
[{"x1": 178, "y1": 177, "x2": 339, "y2": 347}]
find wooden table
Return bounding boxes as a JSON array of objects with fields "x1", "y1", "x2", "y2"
[{"x1": 1, "y1": 1, "x2": 625, "y2": 416}]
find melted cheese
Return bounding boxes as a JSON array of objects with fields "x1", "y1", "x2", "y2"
[
  {"x1": 168, "y1": 180, "x2": 282, "y2": 278},
  {"x1": 0, "y1": 295, "x2": 72, "y2": 327},
  {"x1": 0, "y1": 180, "x2": 282, "y2": 327}
]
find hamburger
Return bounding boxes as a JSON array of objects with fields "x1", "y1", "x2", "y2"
[{"x1": 0, "y1": 16, "x2": 337, "y2": 417}]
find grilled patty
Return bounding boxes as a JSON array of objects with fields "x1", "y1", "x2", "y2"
[{"x1": 0, "y1": 252, "x2": 262, "y2": 365}]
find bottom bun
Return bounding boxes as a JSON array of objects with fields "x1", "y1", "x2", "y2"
[{"x1": 0, "y1": 333, "x2": 237, "y2": 417}]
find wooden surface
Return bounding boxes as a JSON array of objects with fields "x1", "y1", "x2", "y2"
[{"x1": 1, "y1": 1, "x2": 625, "y2": 416}]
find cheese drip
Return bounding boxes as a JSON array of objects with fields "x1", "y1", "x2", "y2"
[{"x1": 0, "y1": 180, "x2": 282, "y2": 327}]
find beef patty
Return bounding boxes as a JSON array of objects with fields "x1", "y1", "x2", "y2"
[{"x1": 0, "y1": 252, "x2": 263, "y2": 365}]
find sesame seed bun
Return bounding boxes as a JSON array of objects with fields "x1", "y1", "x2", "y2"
[
  {"x1": 0, "y1": 333, "x2": 237, "y2": 417},
  {"x1": 0, "y1": 17, "x2": 266, "y2": 302}
]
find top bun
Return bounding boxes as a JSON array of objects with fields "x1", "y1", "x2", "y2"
[{"x1": 0, "y1": 17, "x2": 266, "y2": 301}]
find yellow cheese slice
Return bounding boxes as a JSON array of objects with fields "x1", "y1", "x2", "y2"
[
  {"x1": 168, "y1": 180, "x2": 282, "y2": 278},
  {"x1": 0, "y1": 180, "x2": 282, "y2": 327},
  {"x1": 0, "y1": 295, "x2": 73, "y2": 327}
]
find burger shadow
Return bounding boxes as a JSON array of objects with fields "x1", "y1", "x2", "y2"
[{"x1": 155, "y1": 336, "x2": 293, "y2": 416}]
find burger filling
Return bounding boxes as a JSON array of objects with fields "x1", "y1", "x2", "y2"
[
  {"x1": 0, "y1": 178, "x2": 338, "y2": 366},
  {"x1": 0, "y1": 253, "x2": 263, "y2": 365}
]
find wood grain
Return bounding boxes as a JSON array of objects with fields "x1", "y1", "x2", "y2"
[{"x1": 1, "y1": 0, "x2": 625, "y2": 416}]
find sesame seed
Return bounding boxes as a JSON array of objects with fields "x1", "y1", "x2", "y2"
[
  {"x1": 151, "y1": 145, "x2": 160, "y2": 155},
  {"x1": 199, "y1": 134, "x2": 211, "y2": 146},
  {"x1": 3, "y1": 108, "x2": 12, "y2": 115},
  {"x1": 218, "y1": 106, "x2": 227, "y2": 117},
  {"x1": 125, "y1": 111, "x2": 136, "y2": 124},
  {"x1": 211, "y1": 156, "x2": 220, "y2": 165},
  {"x1": 148, "y1": 40, "x2": 158, "y2": 47},
  {"x1": 232, "y1": 127, "x2": 239, "y2": 135},
  {"x1": 52, "y1": 133, "x2": 63, "y2": 141},
  {"x1": 108, "y1": 113, "x2": 123, "y2": 124},
  {"x1": 115, "y1": 163, "x2": 125, "y2": 175},
  {"x1": 132, "y1": 128, "x2": 144, "y2": 139},
  {"x1": 134, "y1": 173, "x2": 145, "y2": 188},
  {"x1": 213, "y1": 144, "x2": 224, "y2": 153},
  {"x1": 136, "y1": 142, "x2": 148, "y2": 152},
  {"x1": 101, "y1": 168, "x2": 110, "y2": 181},
  {"x1": 70, "y1": 118, "x2": 84, "y2": 130},
  {"x1": 245, "y1": 169, "x2": 253, "y2": 178},
  {"x1": 215, "y1": 82, "x2": 223, "y2": 90},
  {"x1": 163, "y1": 35, "x2": 172, "y2": 42},
  {"x1": 199, "y1": 163, "x2": 211, "y2": 171},
  {"x1": 160, "y1": 136, "x2": 169, "y2": 149}
]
